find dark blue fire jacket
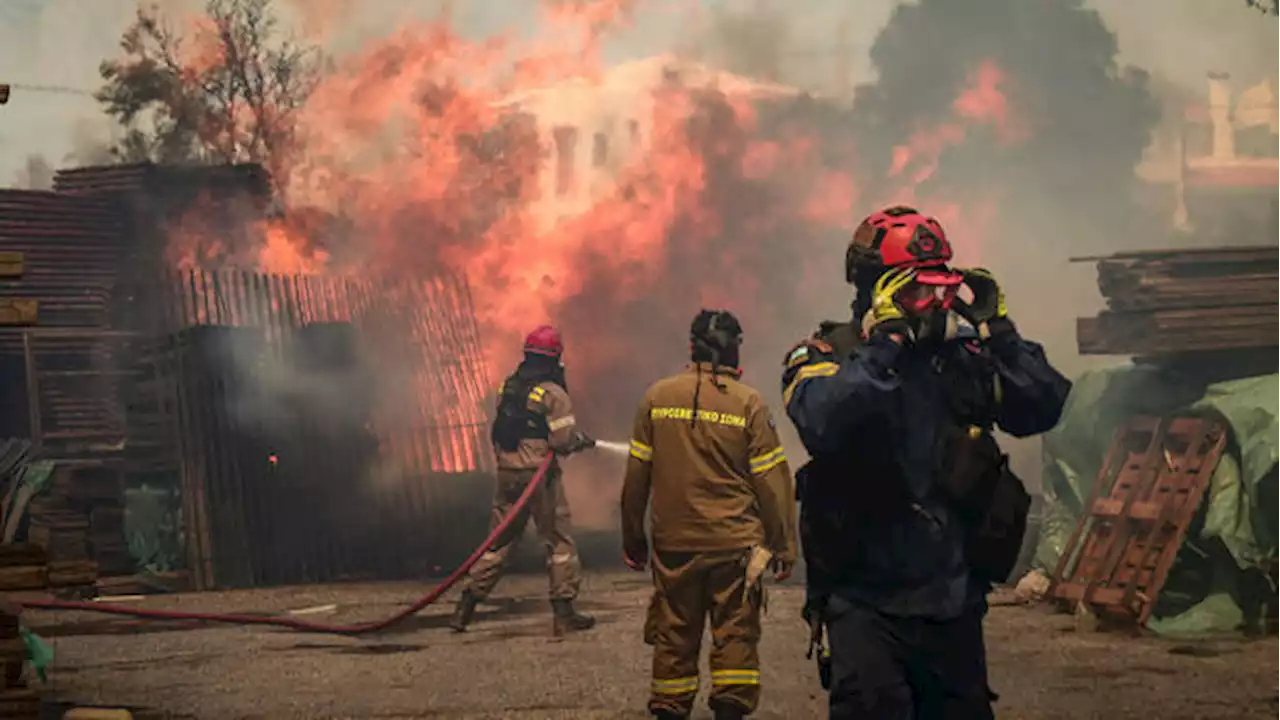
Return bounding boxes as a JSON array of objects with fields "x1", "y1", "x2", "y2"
[{"x1": 783, "y1": 323, "x2": 1071, "y2": 620}]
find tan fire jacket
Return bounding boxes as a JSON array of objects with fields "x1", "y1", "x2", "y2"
[
  {"x1": 494, "y1": 379, "x2": 580, "y2": 471},
  {"x1": 620, "y1": 363, "x2": 798, "y2": 563}
]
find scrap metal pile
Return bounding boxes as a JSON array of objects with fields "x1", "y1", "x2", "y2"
[{"x1": 1076, "y1": 245, "x2": 1278, "y2": 358}]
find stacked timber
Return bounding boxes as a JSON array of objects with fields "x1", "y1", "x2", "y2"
[
  {"x1": 53, "y1": 162, "x2": 272, "y2": 199},
  {"x1": 0, "y1": 189, "x2": 128, "y2": 331},
  {"x1": 26, "y1": 469, "x2": 99, "y2": 597},
  {"x1": 89, "y1": 506, "x2": 130, "y2": 575},
  {"x1": 1077, "y1": 246, "x2": 1278, "y2": 358},
  {"x1": 0, "y1": 545, "x2": 53, "y2": 719}
]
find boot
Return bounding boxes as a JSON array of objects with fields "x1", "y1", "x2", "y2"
[
  {"x1": 449, "y1": 590, "x2": 478, "y2": 633},
  {"x1": 551, "y1": 598, "x2": 596, "y2": 636}
]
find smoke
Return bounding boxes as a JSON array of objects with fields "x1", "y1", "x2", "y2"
[
  {"x1": 5, "y1": 0, "x2": 1272, "y2": 534},
  {"x1": 193, "y1": 0, "x2": 1170, "y2": 523},
  {"x1": 828, "y1": 0, "x2": 1164, "y2": 484},
  {"x1": 13, "y1": 155, "x2": 53, "y2": 190}
]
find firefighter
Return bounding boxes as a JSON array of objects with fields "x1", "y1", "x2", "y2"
[
  {"x1": 781, "y1": 206, "x2": 1072, "y2": 719},
  {"x1": 449, "y1": 325, "x2": 597, "y2": 637},
  {"x1": 621, "y1": 309, "x2": 798, "y2": 720}
]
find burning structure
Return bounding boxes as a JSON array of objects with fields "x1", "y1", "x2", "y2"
[
  {"x1": 1032, "y1": 72, "x2": 1278, "y2": 635},
  {"x1": 0, "y1": 162, "x2": 495, "y2": 591},
  {"x1": 490, "y1": 54, "x2": 807, "y2": 229}
]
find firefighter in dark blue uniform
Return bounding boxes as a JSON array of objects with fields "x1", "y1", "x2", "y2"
[{"x1": 781, "y1": 206, "x2": 1072, "y2": 719}]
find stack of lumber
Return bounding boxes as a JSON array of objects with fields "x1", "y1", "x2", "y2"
[
  {"x1": 53, "y1": 162, "x2": 272, "y2": 199},
  {"x1": 0, "y1": 189, "x2": 127, "y2": 331},
  {"x1": 89, "y1": 506, "x2": 130, "y2": 576},
  {"x1": 0, "y1": 545, "x2": 52, "y2": 719},
  {"x1": 46, "y1": 465, "x2": 129, "y2": 578},
  {"x1": 1077, "y1": 245, "x2": 1277, "y2": 357},
  {"x1": 26, "y1": 474, "x2": 99, "y2": 597}
]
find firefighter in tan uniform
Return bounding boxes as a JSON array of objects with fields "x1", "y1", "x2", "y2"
[
  {"x1": 450, "y1": 325, "x2": 597, "y2": 636},
  {"x1": 621, "y1": 310, "x2": 798, "y2": 720}
]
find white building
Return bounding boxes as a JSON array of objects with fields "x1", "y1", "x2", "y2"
[
  {"x1": 493, "y1": 54, "x2": 805, "y2": 228},
  {"x1": 1136, "y1": 72, "x2": 1278, "y2": 231}
]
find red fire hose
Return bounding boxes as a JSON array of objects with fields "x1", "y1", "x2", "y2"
[{"x1": 16, "y1": 455, "x2": 554, "y2": 635}]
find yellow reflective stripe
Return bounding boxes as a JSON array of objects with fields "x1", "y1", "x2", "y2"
[
  {"x1": 711, "y1": 668, "x2": 760, "y2": 686},
  {"x1": 993, "y1": 373, "x2": 1003, "y2": 405},
  {"x1": 528, "y1": 385, "x2": 547, "y2": 402},
  {"x1": 629, "y1": 439, "x2": 653, "y2": 462},
  {"x1": 547, "y1": 415, "x2": 576, "y2": 431},
  {"x1": 651, "y1": 676, "x2": 699, "y2": 694},
  {"x1": 650, "y1": 407, "x2": 747, "y2": 428},
  {"x1": 782, "y1": 361, "x2": 839, "y2": 406},
  {"x1": 749, "y1": 447, "x2": 786, "y2": 475}
]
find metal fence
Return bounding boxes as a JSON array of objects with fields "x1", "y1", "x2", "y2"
[{"x1": 149, "y1": 268, "x2": 494, "y2": 589}]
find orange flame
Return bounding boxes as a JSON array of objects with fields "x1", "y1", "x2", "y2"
[{"x1": 158, "y1": 1, "x2": 1028, "y2": 459}]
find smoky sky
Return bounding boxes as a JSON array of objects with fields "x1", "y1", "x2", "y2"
[
  {"x1": 847, "y1": 0, "x2": 1161, "y2": 239},
  {"x1": 549, "y1": 0, "x2": 1168, "y2": 450}
]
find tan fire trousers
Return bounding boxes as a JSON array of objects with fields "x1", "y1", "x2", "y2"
[
  {"x1": 647, "y1": 548, "x2": 764, "y2": 717},
  {"x1": 461, "y1": 466, "x2": 582, "y2": 601}
]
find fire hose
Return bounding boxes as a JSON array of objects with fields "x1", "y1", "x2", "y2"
[{"x1": 14, "y1": 454, "x2": 555, "y2": 635}]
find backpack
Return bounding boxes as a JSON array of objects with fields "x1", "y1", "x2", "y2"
[
  {"x1": 936, "y1": 422, "x2": 1031, "y2": 584},
  {"x1": 490, "y1": 374, "x2": 550, "y2": 453},
  {"x1": 934, "y1": 340, "x2": 1032, "y2": 584}
]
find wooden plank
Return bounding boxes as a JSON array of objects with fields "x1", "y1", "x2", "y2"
[
  {"x1": 63, "y1": 710, "x2": 135, "y2": 720},
  {"x1": 0, "y1": 300, "x2": 37, "y2": 326},
  {"x1": 0, "y1": 638, "x2": 26, "y2": 663},
  {"x1": 0, "y1": 565, "x2": 47, "y2": 591},
  {"x1": 0, "y1": 687, "x2": 42, "y2": 717},
  {"x1": 0, "y1": 251, "x2": 22, "y2": 278},
  {"x1": 48, "y1": 559, "x2": 98, "y2": 587},
  {"x1": 0, "y1": 545, "x2": 45, "y2": 569}
]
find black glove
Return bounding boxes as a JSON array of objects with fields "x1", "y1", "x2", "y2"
[
  {"x1": 802, "y1": 594, "x2": 831, "y2": 690},
  {"x1": 959, "y1": 267, "x2": 1016, "y2": 338},
  {"x1": 569, "y1": 431, "x2": 596, "y2": 454}
]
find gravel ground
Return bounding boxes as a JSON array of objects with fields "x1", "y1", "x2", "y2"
[{"x1": 23, "y1": 572, "x2": 1278, "y2": 720}]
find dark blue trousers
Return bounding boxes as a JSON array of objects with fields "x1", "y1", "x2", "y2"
[{"x1": 825, "y1": 597, "x2": 996, "y2": 720}]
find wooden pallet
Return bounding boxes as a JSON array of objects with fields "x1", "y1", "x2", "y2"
[{"x1": 1048, "y1": 414, "x2": 1228, "y2": 626}]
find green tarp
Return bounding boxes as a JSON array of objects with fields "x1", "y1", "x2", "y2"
[{"x1": 1037, "y1": 365, "x2": 1278, "y2": 636}]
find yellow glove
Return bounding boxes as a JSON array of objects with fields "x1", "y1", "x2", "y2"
[{"x1": 860, "y1": 267, "x2": 917, "y2": 341}]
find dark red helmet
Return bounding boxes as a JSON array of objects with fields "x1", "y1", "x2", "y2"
[
  {"x1": 523, "y1": 325, "x2": 564, "y2": 358},
  {"x1": 846, "y1": 206, "x2": 953, "y2": 283}
]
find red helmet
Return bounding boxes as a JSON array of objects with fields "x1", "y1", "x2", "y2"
[
  {"x1": 846, "y1": 206, "x2": 953, "y2": 283},
  {"x1": 523, "y1": 325, "x2": 564, "y2": 358}
]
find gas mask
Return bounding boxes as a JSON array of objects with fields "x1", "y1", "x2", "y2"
[{"x1": 899, "y1": 271, "x2": 963, "y2": 347}]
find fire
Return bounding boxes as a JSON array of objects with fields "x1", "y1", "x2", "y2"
[{"x1": 156, "y1": 1, "x2": 1028, "y2": 457}]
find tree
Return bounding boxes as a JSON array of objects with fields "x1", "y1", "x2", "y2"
[
  {"x1": 96, "y1": 0, "x2": 324, "y2": 186},
  {"x1": 1244, "y1": 0, "x2": 1278, "y2": 15}
]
